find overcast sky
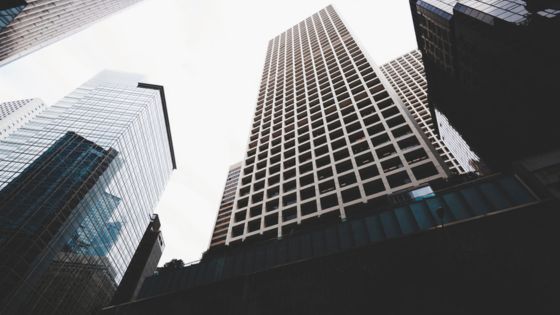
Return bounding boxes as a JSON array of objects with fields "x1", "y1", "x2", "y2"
[{"x1": 0, "y1": 0, "x2": 417, "y2": 265}]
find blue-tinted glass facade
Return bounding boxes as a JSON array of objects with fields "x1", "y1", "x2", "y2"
[
  {"x1": 0, "y1": 1, "x2": 26, "y2": 32},
  {"x1": 0, "y1": 71, "x2": 174, "y2": 314}
]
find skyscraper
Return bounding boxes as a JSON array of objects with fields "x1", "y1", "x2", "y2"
[
  {"x1": 209, "y1": 162, "x2": 241, "y2": 250},
  {"x1": 380, "y1": 50, "x2": 482, "y2": 174},
  {"x1": 0, "y1": 0, "x2": 142, "y2": 67},
  {"x1": 409, "y1": 0, "x2": 560, "y2": 169},
  {"x1": 0, "y1": 71, "x2": 175, "y2": 314},
  {"x1": 227, "y1": 5, "x2": 448, "y2": 245},
  {"x1": 0, "y1": 98, "x2": 45, "y2": 140}
]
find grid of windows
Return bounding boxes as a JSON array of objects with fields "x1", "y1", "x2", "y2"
[
  {"x1": 0, "y1": 71, "x2": 174, "y2": 314},
  {"x1": 209, "y1": 163, "x2": 241, "y2": 248},
  {"x1": 0, "y1": 99, "x2": 46, "y2": 140},
  {"x1": 380, "y1": 50, "x2": 470, "y2": 174},
  {"x1": 226, "y1": 6, "x2": 448, "y2": 244},
  {"x1": 0, "y1": 0, "x2": 142, "y2": 67}
]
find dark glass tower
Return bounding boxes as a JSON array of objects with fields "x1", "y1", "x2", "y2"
[
  {"x1": 0, "y1": 71, "x2": 175, "y2": 314},
  {"x1": 409, "y1": 0, "x2": 560, "y2": 169},
  {"x1": 0, "y1": 0, "x2": 142, "y2": 66},
  {"x1": 380, "y1": 50, "x2": 484, "y2": 174}
]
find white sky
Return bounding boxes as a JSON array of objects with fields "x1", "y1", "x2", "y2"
[{"x1": 0, "y1": 0, "x2": 417, "y2": 265}]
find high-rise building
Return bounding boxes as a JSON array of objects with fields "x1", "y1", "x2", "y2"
[
  {"x1": 0, "y1": 71, "x2": 176, "y2": 314},
  {"x1": 380, "y1": 50, "x2": 482, "y2": 174},
  {"x1": 209, "y1": 162, "x2": 241, "y2": 249},
  {"x1": 0, "y1": 98, "x2": 45, "y2": 140},
  {"x1": 0, "y1": 0, "x2": 142, "y2": 67},
  {"x1": 408, "y1": 0, "x2": 560, "y2": 169},
  {"x1": 227, "y1": 5, "x2": 449, "y2": 245}
]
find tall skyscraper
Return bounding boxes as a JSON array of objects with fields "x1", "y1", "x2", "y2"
[
  {"x1": 0, "y1": 0, "x2": 142, "y2": 67},
  {"x1": 409, "y1": 0, "x2": 560, "y2": 169},
  {"x1": 226, "y1": 5, "x2": 449, "y2": 245},
  {"x1": 380, "y1": 50, "x2": 482, "y2": 174},
  {"x1": 209, "y1": 162, "x2": 241, "y2": 249},
  {"x1": 0, "y1": 98, "x2": 45, "y2": 140},
  {"x1": 0, "y1": 71, "x2": 175, "y2": 314}
]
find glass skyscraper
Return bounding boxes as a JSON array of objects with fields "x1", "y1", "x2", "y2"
[
  {"x1": 408, "y1": 0, "x2": 560, "y2": 169},
  {"x1": 0, "y1": 71, "x2": 176, "y2": 314},
  {"x1": 0, "y1": 0, "x2": 143, "y2": 67}
]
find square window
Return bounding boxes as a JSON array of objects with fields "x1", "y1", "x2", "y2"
[
  {"x1": 301, "y1": 200, "x2": 318, "y2": 216},
  {"x1": 300, "y1": 186, "x2": 316, "y2": 200},
  {"x1": 387, "y1": 171, "x2": 411, "y2": 188},
  {"x1": 341, "y1": 187, "x2": 361, "y2": 203},
  {"x1": 248, "y1": 219, "x2": 261, "y2": 232},
  {"x1": 363, "y1": 179, "x2": 385, "y2": 195},
  {"x1": 321, "y1": 194, "x2": 339, "y2": 210},
  {"x1": 412, "y1": 163, "x2": 438, "y2": 180},
  {"x1": 339, "y1": 173, "x2": 357, "y2": 187},
  {"x1": 264, "y1": 213, "x2": 278, "y2": 227},
  {"x1": 234, "y1": 210, "x2": 246, "y2": 223},
  {"x1": 282, "y1": 207, "x2": 297, "y2": 222}
]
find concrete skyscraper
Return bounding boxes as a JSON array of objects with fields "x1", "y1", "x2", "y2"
[
  {"x1": 226, "y1": 5, "x2": 448, "y2": 245},
  {"x1": 0, "y1": 71, "x2": 175, "y2": 314},
  {"x1": 380, "y1": 50, "x2": 482, "y2": 174},
  {"x1": 209, "y1": 162, "x2": 241, "y2": 249},
  {"x1": 0, "y1": 0, "x2": 142, "y2": 67}
]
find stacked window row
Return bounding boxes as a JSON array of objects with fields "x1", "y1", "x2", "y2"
[
  {"x1": 210, "y1": 165, "x2": 241, "y2": 247},
  {"x1": 380, "y1": 50, "x2": 465, "y2": 174}
]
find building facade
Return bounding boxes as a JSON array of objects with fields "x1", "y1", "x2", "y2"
[
  {"x1": 0, "y1": 98, "x2": 45, "y2": 140},
  {"x1": 209, "y1": 163, "x2": 242, "y2": 249},
  {"x1": 409, "y1": 0, "x2": 560, "y2": 169},
  {"x1": 0, "y1": 71, "x2": 175, "y2": 314},
  {"x1": 111, "y1": 214, "x2": 164, "y2": 305},
  {"x1": 380, "y1": 50, "x2": 482, "y2": 174},
  {"x1": 0, "y1": 0, "x2": 142, "y2": 67},
  {"x1": 227, "y1": 5, "x2": 449, "y2": 245}
]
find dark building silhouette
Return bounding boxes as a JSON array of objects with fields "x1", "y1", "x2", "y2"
[
  {"x1": 111, "y1": 214, "x2": 164, "y2": 305},
  {"x1": 101, "y1": 169, "x2": 560, "y2": 314},
  {"x1": 408, "y1": 0, "x2": 560, "y2": 170}
]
